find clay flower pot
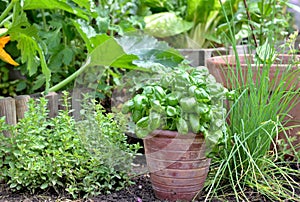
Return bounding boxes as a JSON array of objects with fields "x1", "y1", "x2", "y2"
[
  {"x1": 206, "y1": 54, "x2": 300, "y2": 149},
  {"x1": 143, "y1": 130, "x2": 210, "y2": 201},
  {"x1": 206, "y1": 54, "x2": 300, "y2": 89}
]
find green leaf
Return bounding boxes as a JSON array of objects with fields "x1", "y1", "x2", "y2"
[
  {"x1": 132, "y1": 110, "x2": 143, "y2": 123},
  {"x1": 16, "y1": 81, "x2": 27, "y2": 92},
  {"x1": 40, "y1": 182, "x2": 48, "y2": 189},
  {"x1": 205, "y1": 129, "x2": 223, "y2": 156},
  {"x1": 72, "y1": 19, "x2": 99, "y2": 52},
  {"x1": 195, "y1": 103, "x2": 210, "y2": 115},
  {"x1": 195, "y1": 88, "x2": 211, "y2": 103},
  {"x1": 9, "y1": 12, "x2": 51, "y2": 91},
  {"x1": 285, "y1": 2, "x2": 300, "y2": 13},
  {"x1": 122, "y1": 100, "x2": 134, "y2": 114},
  {"x1": 22, "y1": 0, "x2": 89, "y2": 20},
  {"x1": 150, "y1": 100, "x2": 164, "y2": 112},
  {"x1": 88, "y1": 36, "x2": 139, "y2": 69},
  {"x1": 61, "y1": 47, "x2": 73, "y2": 66},
  {"x1": 166, "y1": 106, "x2": 178, "y2": 117},
  {"x1": 153, "y1": 86, "x2": 166, "y2": 101},
  {"x1": 144, "y1": 12, "x2": 194, "y2": 38},
  {"x1": 177, "y1": 118, "x2": 188, "y2": 135},
  {"x1": 116, "y1": 33, "x2": 184, "y2": 68},
  {"x1": 189, "y1": 114, "x2": 200, "y2": 133},
  {"x1": 46, "y1": 44, "x2": 71, "y2": 73},
  {"x1": 149, "y1": 112, "x2": 161, "y2": 130},
  {"x1": 9, "y1": 13, "x2": 39, "y2": 76},
  {"x1": 186, "y1": 0, "x2": 220, "y2": 24},
  {"x1": 179, "y1": 97, "x2": 197, "y2": 113},
  {"x1": 143, "y1": 86, "x2": 155, "y2": 95},
  {"x1": 256, "y1": 39, "x2": 276, "y2": 64},
  {"x1": 32, "y1": 75, "x2": 46, "y2": 91},
  {"x1": 133, "y1": 95, "x2": 148, "y2": 109},
  {"x1": 166, "y1": 94, "x2": 178, "y2": 106},
  {"x1": 136, "y1": 128, "x2": 149, "y2": 138},
  {"x1": 136, "y1": 116, "x2": 149, "y2": 128},
  {"x1": 95, "y1": 16, "x2": 110, "y2": 33}
]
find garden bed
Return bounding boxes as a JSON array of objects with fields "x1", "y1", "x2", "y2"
[
  {"x1": 0, "y1": 174, "x2": 275, "y2": 202},
  {"x1": 1, "y1": 161, "x2": 299, "y2": 202}
]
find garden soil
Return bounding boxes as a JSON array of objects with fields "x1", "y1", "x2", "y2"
[
  {"x1": 0, "y1": 174, "x2": 276, "y2": 202},
  {"x1": 0, "y1": 150, "x2": 299, "y2": 202}
]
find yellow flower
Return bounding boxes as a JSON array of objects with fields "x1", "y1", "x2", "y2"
[{"x1": 0, "y1": 35, "x2": 19, "y2": 66}]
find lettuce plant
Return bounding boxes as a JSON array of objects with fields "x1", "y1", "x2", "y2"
[{"x1": 142, "y1": 0, "x2": 242, "y2": 48}]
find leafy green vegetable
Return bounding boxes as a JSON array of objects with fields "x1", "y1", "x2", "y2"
[{"x1": 144, "y1": 12, "x2": 193, "y2": 38}]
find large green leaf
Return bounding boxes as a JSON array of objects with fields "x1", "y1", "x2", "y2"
[
  {"x1": 72, "y1": 19, "x2": 102, "y2": 53},
  {"x1": 116, "y1": 34, "x2": 184, "y2": 68},
  {"x1": 22, "y1": 0, "x2": 89, "y2": 20},
  {"x1": 9, "y1": 12, "x2": 51, "y2": 91},
  {"x1": 186, "y1": 0, "x2": 220, "y2": 24},
  {"x1": 144, "y1": 12, "x2": 193, "y2": 38},
  {"x1": 88, "y1": 37, "x2": 139, "y2": 69}
]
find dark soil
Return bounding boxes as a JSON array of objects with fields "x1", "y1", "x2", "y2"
[
  {"x1": 1, "y1": 158, "x2": 299, "y2": 202},
  {"x1": 0, "y1": 173, "x2": 286, "y2": 202}
]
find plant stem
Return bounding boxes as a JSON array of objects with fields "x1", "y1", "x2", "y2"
[
  {"x1": 0, "y1": 1, "x2": 14, "y2": 23},
  {"x1": 243, "y1": 0, "x2": 258, "y2": 48},
  {"x1": 48, "y1": 59, "x2": 90, "y2": 93},
  {"x1": 41, "y1": 10, "x2": 48, "y2": 31}
]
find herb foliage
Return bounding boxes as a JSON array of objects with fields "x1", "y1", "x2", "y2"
[
  {"x1": 123, "y1": 65, "x2": 230, "y2": 156},
  {"x1": 0, "y1": 93, "x2": 141, "y2": 198}
]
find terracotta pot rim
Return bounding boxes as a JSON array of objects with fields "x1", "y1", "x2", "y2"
[
  {"x1": 143, "y1": 129, "x2": 204, "y2": 140},
  {"x1": 206, "y1": 54, "x2": 300, "y2": 67}
]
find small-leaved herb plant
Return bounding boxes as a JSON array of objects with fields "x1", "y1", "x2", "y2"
[
  {"x1": 123, "y1": 65, "x2": 230, "y2": 155},
  {"x1": 0, "y1": 93, "x2": 141, "y2": 198}
]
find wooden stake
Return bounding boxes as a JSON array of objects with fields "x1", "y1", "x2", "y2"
[
  {"x1": 45, "y1": 92, "x2": 58, "y2": 118},
  {"x1": 72, "y1": 88, "x2": 82, "y2": 120},
  {"x1": 0, "y1": 97, "x2": 17, "y2": 137},
  {"x1": 15, "y1": 95, "x2": 30, "y2": 121}
]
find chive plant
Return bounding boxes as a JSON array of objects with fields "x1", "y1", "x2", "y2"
[{"x1": 203, "y1": 1, "x2": 300, "y2": 201}]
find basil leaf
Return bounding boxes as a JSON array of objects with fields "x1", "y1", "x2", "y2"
[
  {"x1": 143, "y1": 86, "x2": 155, "y2": 95},
  {"x1": 166, "y1": 94, "x2": 178, "y2": 106},
  {"x1": 149, "y1": 112, "x2": 161, "y2": 130},
  {"x1": 151, "y1": 99, "x2": 164, "y2": 112},
  {"x1": 195, "y1": 88, "x2": 211, "y2": 103},
  {"x1": 122, "y1": 100, "x2": 134, "y2": 114},
  {"x1": 195, "y1": 103, "x2": 210, "y2": 115},
  {"x1": 132, "y1": 110, "x2": 143, "y2": 123},
  {"x1": 177, "y1": 118, "x2": 188, "y2": 135},
  {"x1": 166, "y1": 106, "x2": 178, "y2": 117},
  {"x1": 154, "y1": 86, "x2": 166, "y2": 100},
  {"x1": 136, "y1": 128, "x2": 150, "y2": 138},
  {"x1": 188, "y1": 85, "x2": 197, "y2": 96},
  {"x1": 133, "y1": 94, "x2": 148, "y2": 109},
  {"x1": 189, "y1": 114, "x2": 200, "y2": 133},
  {"x1": 161, "y1": 75, "x2": 172, "y2": 88},
  {"x1": 179, "y1": 97, "x2": 197, "y2": 113},
  {"x1": 136, "y1": 116, "x2": 149, "y2": 128}
]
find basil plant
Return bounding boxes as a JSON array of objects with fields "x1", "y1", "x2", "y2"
[{"x1": 122, "y1": 66, "x2": 229, "y2": 155}]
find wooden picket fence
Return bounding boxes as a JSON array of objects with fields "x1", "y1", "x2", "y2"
[{"x1": 0, "y1": 90, "x2": 83, "y2": 126}]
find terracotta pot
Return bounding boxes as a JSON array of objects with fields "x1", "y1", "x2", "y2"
[
  {"x1": 206, "y1": 54, "x2": 300, "y2": 150},
  {"x1": 143, "y1": 130, "x2": 210, "y2": 201},
  {"x1": 178, "y1": 45, "x2": 251, "y2": 67}
]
